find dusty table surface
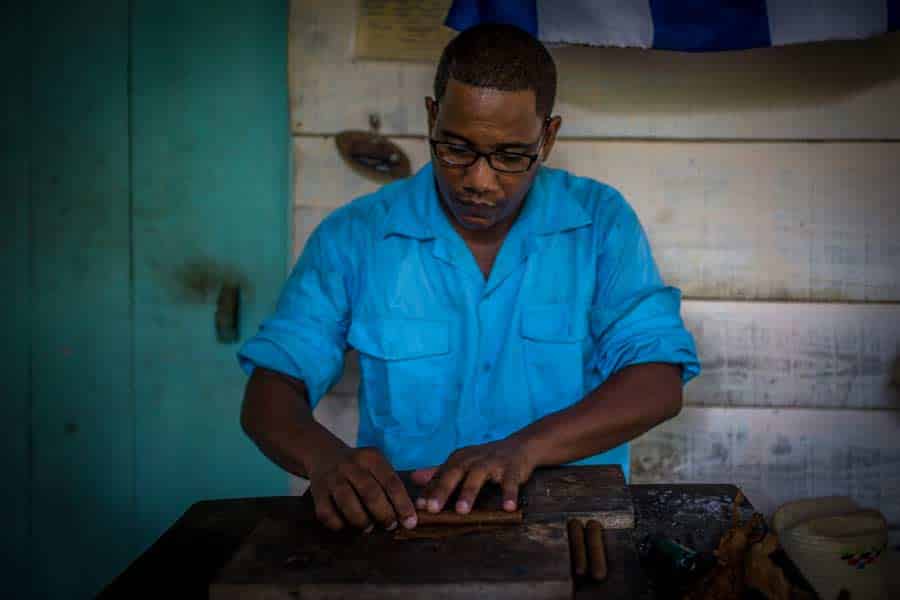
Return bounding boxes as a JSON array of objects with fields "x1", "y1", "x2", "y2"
[
  {"x1": 210, "y1": 466, "x2": 634, "y2": 599},
  {"x1": 98, "y1": 483, "x2": 752, "y2": 599}
]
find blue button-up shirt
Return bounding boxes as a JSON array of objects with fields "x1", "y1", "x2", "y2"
[{"x1": 238, "y1": 163, "x2": 700, "y2": 479}]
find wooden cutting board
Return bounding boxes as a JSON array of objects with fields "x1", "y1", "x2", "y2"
[{"x1": 210, "y1": 465, "x2": 633, "y2": 599}]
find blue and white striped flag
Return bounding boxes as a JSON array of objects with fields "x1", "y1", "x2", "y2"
[{"x1": 446, "y1": 1, "x2": 900, "y2": 52}]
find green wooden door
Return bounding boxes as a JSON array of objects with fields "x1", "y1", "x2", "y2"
[
  {"x1": 3, "y1": 2, "x2": 290, "y2": 597},
  {"x1": 27, "y1": 3, "x2": 135, "y2": 598},
  {"x1": 130, "y1": 0, "x2": 290, "y2": 550}
]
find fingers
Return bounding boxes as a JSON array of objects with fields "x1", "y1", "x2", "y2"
[
  {"x1": 501, "y1": 468, "x2": 522, "y2": 511},
  {"x1": 455, "y1": 467, "x2": 490, "y2": 514},
  {"x1": 311, "y1": 485, "x2": 345, "y2": 531},
  {"x1": 314, "y1": 448, "x2": 422, "y2": 532},
  {"x1": 343, "y1": 463, "x2": 397, "y2": 529},
  {"x1": 371, "y1": 461, "x2": 418, "y2": 530},
  {"x1": 421, "y1": 465, "x2": 466, "y2": 513},
  {"x1": 331, "y1": 479, "x2": 371, "y2": 530}
]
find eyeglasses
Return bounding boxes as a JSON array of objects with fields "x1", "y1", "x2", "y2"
[{"x1": 428, "y1": 118, "x2": 551, "y2": 174}]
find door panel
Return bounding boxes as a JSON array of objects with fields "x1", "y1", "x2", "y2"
[
  {"x1": 131, "y1": 0, "x2": 291, "y2": 551},
  {"x1": 28, "y1": 2, "x2": 135, "y2": 598}
]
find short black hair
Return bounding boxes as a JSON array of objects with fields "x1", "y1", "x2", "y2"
[{"x1": 434, "y1": 23, "x2": 557, "y2": 119}]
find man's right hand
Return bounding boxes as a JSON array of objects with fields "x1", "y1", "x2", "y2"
[{"x1": 308, "y1": 446, "x2": 418, "y2": 532}]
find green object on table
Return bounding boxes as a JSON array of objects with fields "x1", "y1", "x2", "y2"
[{"x1": 645, "y1": 535, "x2": 717, "y2": 586}]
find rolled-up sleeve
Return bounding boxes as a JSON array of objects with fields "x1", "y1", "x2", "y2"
[
  {"x1": 589, "y1": 198, "x2": 700, "y2": 385},
  {"x1": 237, "y1": 223, "x2": 351, "y2": 408}
]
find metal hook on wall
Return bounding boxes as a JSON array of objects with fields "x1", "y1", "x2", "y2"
[{"x1": 215, "y1": 283, "x2": 240, "y2": 343}]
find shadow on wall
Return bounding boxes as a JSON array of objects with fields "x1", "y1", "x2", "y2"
[
  {"x1": 170, "y1": 257, "x2": 251, "y2": 305},
  {"x1": 554, "y1": 31, "x2": 900, "y2": 115}
]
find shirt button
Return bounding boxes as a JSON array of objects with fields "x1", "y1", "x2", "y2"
[{"x1": 483, "y1": 362, "x2": 492, "y2": 372}]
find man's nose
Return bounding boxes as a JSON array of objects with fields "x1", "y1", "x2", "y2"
[{"x1": 462, "y1": 155, "x2": 500, "y2": 198}]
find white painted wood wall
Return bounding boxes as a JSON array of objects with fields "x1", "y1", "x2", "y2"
[{"x1": 285, "y1": 0, "x2": 900, "y2": 533}]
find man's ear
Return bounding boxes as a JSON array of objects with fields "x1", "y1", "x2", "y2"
[
  {"x1": 540, "y1": 115, "x2": 562, "y2": 163},
  {"x1": 425, "y1": 97, "x2": 438, "y2": 137}
]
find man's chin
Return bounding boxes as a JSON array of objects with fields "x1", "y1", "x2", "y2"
[{"x1": 456, "y1": 212, "x2": 495, "y2": 230}]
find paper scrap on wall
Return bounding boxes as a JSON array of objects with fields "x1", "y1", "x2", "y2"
[{"x1": 355, "y1": 0, "x2": 455, "y2": 62}]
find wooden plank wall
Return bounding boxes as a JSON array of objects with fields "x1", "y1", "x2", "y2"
[
  {"x1": 294, "y1": 138, "x2": 900, "y2": 302},
  {"x1": 286, "y1": 0, "x2": 900, "y2": 528},
  {"x1": 289, "y1": 1, "x2": 900, "y2": 139},
  {"x1": 630, "y1": 408, "x2": 900, "y2": 522}
]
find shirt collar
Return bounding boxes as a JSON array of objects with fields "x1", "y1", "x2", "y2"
[
  {"x1": 381, "y1": 162, "x2": 593, "y2": 240},
  {"x1": 516, "y1": 165, "x2": 593, "y2": 236},
  {"x1": 381, "y1": 163, "x2": 438, "y2": 240}
]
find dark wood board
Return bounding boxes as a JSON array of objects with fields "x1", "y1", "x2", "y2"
[
  {"x1": 523, "y1": 466, "x2": 634, "y2": 528},
  {"x1": 631, "y1": 485, "x2": 758, "y2": 554},
  {"x1": 211, "y1": 517, "x2": 572, "y2": 599},
  {"x1": 97, "y1": 484, "x2": 758, "y2": 599},
  {"x1": 210, "y1": 466, "x2": 634, "y2": 599}
]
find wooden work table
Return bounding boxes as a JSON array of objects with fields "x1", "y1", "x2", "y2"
[{"x1": 98, "y1": 476, "x2": 756, "y2": 599}]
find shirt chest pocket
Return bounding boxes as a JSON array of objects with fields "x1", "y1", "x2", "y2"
[
  {"x1": 520, "y1": 304, "x2": 586, "y2": 416},
  {"x1": 348, "y1": 318, "x2": 454, "y2": 435}
]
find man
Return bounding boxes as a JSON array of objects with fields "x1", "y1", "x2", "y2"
[{"x1": 238, "y1": 23, "x2": 700, "y2": 534}]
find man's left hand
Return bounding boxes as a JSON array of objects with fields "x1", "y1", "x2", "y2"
[{"x1": 410, "y1": 438, "x2": 537, "y2": 514}]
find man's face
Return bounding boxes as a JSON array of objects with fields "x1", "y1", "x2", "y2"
[{"x1": 426, "y1": 79, "x2": 559, "y2": 233}]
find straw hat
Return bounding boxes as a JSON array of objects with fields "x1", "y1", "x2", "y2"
[
  {"x1": 773, "y1": 497, "x2": 891, "y2": 600},
  {"x1": 772, "y1": 496, "x2": 861, "y2": 533}
]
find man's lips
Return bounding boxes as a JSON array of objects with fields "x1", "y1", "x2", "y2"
[
  {"x1": 460, "y1": 213, "x2": 490, "y2": 224},
  {"x1": 455, "y1": 198, "x2": 497, "y2": 217}
]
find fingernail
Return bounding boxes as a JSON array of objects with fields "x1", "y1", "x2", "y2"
[
  {"x1": 364, "y1": 524, "x2": 374, "y2": 534},
  {"x1": 456, "y1": 500, "x2": 469, "y2": 514},
  {"x1": 403, "y1": 515, "x2": 417, "y2": 529},
  {"x1": 504, "y1": 500, "x2": 516, "y2": 511},
  {"x1": 427, "y1": 499, "x2": 440, "y2": 513},
  {"x1": 416, "y1": 497, "x2": 426, "y2": 509},
  {"x1": 387, "y1": 521, "x2": 398, "y2": 531}
]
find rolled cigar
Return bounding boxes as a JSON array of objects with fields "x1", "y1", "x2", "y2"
[
  {"x1": 585, "y1": 519, "x2": 607, "y2": 581},
  {"x1": 415, "y1": 509, "x2": 523, "y2": 527},
  {"x1": 567, "y1": 519, "x2": 588, "y2": 577}
]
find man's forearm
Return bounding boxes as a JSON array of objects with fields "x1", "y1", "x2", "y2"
[
  {"x1": 510, "y1": 362, "x2": 683, "y2": 468},
  {"x1": 241, "y1": 367, "x2": 348, "y2": 479}
]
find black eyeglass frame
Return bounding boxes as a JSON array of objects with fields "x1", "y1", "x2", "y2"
[{"x1": 428, "y1": 116, "x2": 552, "y2": 174}]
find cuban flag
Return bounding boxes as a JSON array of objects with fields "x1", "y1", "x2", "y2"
[{"x1": 445, "y1": 1, "x2": 900, "y2": 52}]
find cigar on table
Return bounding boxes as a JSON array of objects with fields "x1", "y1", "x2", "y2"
[
  {"x1": 414, "y1": 508, "x2": 523, "y2": 527},
  {"x1": 567, "y1": 519, "x2": 588, "y2": 577},
  {"x1": 585, "y1": 519, "x2": 608, "y2": 581}
]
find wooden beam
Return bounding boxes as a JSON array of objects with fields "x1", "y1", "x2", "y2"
[
  {"x1": 293, "y1": 137, "x2": 900, "y2": 302},
  {"x1": 684, "y1": 301, "x2": 900, "y2": 409}
]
